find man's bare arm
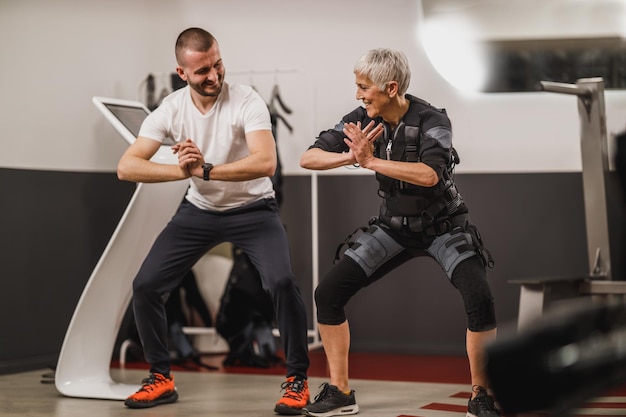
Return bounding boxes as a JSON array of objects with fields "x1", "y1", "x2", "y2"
[{"x1": 117, "y1": 137, "x2": 189, "y2": 183}]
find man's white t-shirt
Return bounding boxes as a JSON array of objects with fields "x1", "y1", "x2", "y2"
[{"x1": 139, "y1": 82, "x2": 275, "y2": 211}]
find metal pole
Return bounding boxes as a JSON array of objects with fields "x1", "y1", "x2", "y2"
[{"x1": 541, "y1": 77, "x2": 612, "y2": 279}]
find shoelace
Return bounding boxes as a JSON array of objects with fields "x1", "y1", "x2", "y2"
[
  {"x1": 280, "y1": 378, "x2": 306, "y2": 400},
  {"x1": 471, "y1": 386, "x2": 498, "y2": 414},
  {"x1": 313, "y1": 383, "x2": 335, "y2": 402},
  {"x1": 474, "y1": 395, "x2": 496, "y2": 407},
  {"x1": 139, "y1": 374, "x2": 166, "y2": 392},
  {"x1": 474, "y1": 396, "x2": 499, "y2": 416}
]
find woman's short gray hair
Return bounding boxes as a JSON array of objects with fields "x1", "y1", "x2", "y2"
[{"x1": 354, "y1": 48, "x2": 411, "y2": 95}]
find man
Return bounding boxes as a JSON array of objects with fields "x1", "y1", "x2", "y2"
[
  {"x1": 299, "y1": 48, "x2": 500, "y2": 417},
  {"x1": 117, "y1": 27, "x2": 310, "y2": 415}
]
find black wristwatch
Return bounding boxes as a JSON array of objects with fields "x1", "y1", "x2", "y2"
[{"x1": 202, "y1": 163, "x2": 214, "y2": 181}]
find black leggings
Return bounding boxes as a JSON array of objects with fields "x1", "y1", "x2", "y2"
[{"x1": 315, "y1": 254, "x2": 496, "y2": 332}]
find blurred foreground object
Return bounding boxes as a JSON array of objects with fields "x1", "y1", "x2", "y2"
[{"x1": 486, "y1": 299, "x2": 626, "y2": 415}]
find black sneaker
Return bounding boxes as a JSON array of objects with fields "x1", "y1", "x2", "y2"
[
  {"x1": 303, "y1": 383, "x2": 359, "y2": 417},
  {"x1": 467, "y1": 385, "x2": 501, "y2": 417}
]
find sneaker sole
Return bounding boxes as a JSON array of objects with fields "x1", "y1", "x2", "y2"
[
  {"x1": 303, "y1": 404, "x2": 359, "y2": 417},
  {"x1": 274, "y1": 403, "x2": 306, "y2": 415},
  {"x1": 124, "y1": 390, "x2": 179, "y2": 409}
]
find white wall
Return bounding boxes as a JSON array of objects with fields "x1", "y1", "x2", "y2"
[
  {"x1": 1, "y1": 0, "x2": 625, "y2": 174},
  {"x1": 423, "y1": 0, "x2": 626, "y2": 41},
  {"x1": 0, "y1": 0, "x2": 424, "y2": 174},
  {"x1": 420, "y1": 0, "x2": 626, "y2": 173}
]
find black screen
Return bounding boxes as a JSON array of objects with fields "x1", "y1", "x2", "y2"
[
  {"x1": 103, "y1": 103, "x2": 148, "y2": 138},
  {"x1": 103, "y1": 103, "x2": 174, "y2": 145}
]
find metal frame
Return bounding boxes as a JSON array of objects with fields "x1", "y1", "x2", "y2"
[{"x1": 541, "y1": 78, "x2": 612, "y2": 279}]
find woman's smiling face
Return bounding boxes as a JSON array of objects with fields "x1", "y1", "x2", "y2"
[{"x1": 355, "y1": 73, "x2": 390, "y2": 120}]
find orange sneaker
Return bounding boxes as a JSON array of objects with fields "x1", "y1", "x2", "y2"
[
  {"x1": 274, "y1": 376, "x2": 310, "y2": 415},
  {"x1": 124, "y1": 372, "x2": 178, "y2": 409}
]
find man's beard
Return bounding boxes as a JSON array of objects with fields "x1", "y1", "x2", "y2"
[{"x1": 190, "y1": 78, "x2": 223, "y2": 97}]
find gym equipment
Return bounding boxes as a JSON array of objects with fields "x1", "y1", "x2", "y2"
[{"x1": 487, "y1": 78, "x2": 626, "y2": 415}]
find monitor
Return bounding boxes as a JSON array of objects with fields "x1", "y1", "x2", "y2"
[{"x1": 92, "y1": 96, "x2": 174, "y2": 146}]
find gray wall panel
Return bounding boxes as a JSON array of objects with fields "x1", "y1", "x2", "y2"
[
  {"x1": 0, "y1": 168, "x2": 136, "y2": 374},
  {"x1": 2, "y1": 169, "x2": 620, "y2": 373}
]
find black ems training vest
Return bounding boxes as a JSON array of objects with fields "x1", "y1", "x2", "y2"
[{"x1": 375, "y1": 96, "x2": 463, "y2": 230}]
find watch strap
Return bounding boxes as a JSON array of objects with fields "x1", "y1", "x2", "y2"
[{"x1": 202, "y1": 163, "x2": 214, "y2": 181}]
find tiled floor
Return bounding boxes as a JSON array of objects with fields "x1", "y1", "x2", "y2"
[
  {"x1": 2, "y1": 350, "x2": 626, "y2": 417},
  {"x1": 1, "y1": 366, "x2": 473, "y2": 417}
]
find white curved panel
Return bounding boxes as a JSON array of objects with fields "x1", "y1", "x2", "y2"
[{"x1": 55, "y1": 147, "x2": 188, "y2": 400}]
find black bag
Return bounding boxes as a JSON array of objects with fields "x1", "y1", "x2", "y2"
[{"x1": 216, "y1": 247, "x2": 284, "y2": 368}]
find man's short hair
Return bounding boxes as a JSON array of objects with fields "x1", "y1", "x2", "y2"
[{"x1": 175, "y1": 28, "x2": 217, "y2": 65}]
